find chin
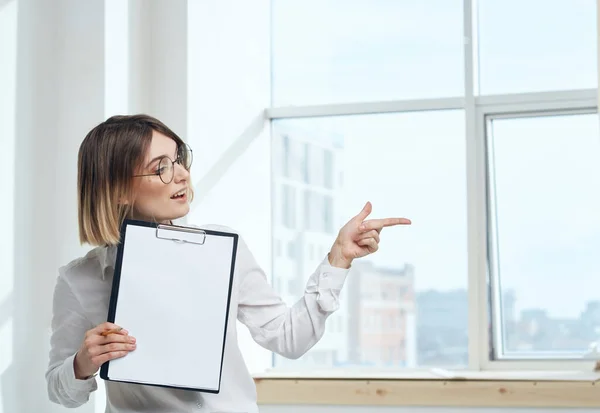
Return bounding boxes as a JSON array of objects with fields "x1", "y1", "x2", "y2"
[{"x1": 169, "y1": 204, "x2": 190, "y2": 222}]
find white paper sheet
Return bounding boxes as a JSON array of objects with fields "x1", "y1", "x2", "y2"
[{"x1": 104, "y1": 223, "x2": 236, "y2": 392}]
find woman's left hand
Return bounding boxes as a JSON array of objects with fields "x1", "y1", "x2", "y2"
[{"x1": 328, "y1": 202, "x2": 411, "y2": 269}]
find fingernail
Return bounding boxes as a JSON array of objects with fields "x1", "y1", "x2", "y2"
[
  {"x1": 360, "y1": 225, "x2": 365, "y2": 231},
  {"x1": 129, "y1": 337, "x2": 136, "y2": 343}
]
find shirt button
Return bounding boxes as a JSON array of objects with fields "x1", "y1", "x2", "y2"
[
  {"x1": 196, "y1": 401, "x2": 202, "y2": 409},
  {"x1": 323, "y1": 272, "x2": 329, "y2": 278}
]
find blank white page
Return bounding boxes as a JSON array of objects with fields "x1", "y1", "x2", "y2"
[{"x1": 106, "y1": 224, "x2": 235, "y2": 392}]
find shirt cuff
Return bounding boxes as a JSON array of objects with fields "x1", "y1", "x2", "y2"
[
  {"x1": 317, "y1": 256, "x2": 351, "y2": 290},
  {"x1": 60, "y1": 353, "x2": 98, "y2": 394}
]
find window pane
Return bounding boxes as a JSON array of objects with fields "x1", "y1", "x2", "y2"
[
  {"x1": 271, "y1": 0, "x2": 464, "y2": 106},
  {"x1": 271, "y1": 111, "x2": 468, "y2": 369},
  {"x1": 477, "y1": 0, "x2": 597, "y2": 95},
  {"x1": 487, "y1": 113, "x2": 600, "y2": 358},
  {"x1": 281, "y1": 184, "x2": 296, "y2": 229}
]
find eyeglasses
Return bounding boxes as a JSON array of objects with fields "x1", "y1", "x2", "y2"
[{"x1": 133, "y1": 144, "x2": 193, "y2": 184}]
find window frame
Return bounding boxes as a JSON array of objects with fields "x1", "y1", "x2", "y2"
[
  {"x1": 264, "y1": 0, "x2": 599, "y2": 375},
  {"x1": 478, "y1": 102, "x2": 597, "y2": 372}
]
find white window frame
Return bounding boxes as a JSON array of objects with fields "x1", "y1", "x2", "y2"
[
  {"x1": 477, "y1": 99, "x2": 597, "y2": 372},
  {"x1": 264, "y1": 0, "x2": 598, "y2": 373}
]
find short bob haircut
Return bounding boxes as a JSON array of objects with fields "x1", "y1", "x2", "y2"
[{"x1": 77, "y1": 114, "x2": 193, "y2": 246}]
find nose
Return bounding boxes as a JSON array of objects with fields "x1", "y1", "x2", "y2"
[{"x1": 173, "y1": 162, "x2": 189, "y2": 183}]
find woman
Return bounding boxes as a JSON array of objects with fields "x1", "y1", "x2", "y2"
[{"x1": 45, "y1": 114, "x2": 411, "y2": 412}]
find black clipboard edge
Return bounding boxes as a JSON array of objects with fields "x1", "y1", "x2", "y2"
[
  {"x1": 99, "y1": 218, "x2": 130, "y2": 382},
  {"x1": 99, "y1": 218, "x2": 239, "y2": 395},
  {"x1": 97, "y1": 376, "x2": 221, "y2": 394}
]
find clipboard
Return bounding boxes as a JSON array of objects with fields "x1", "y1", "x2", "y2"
[{"x1": 99, "y1": 219, "x2": 238, "y2": 393}]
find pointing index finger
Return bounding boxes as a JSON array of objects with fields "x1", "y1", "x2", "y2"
[{"x1": 360, "y1": 217, "x2": 411, "y2": 231}]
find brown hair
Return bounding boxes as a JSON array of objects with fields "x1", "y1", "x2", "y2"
[{"x1": 77, "y1": 114, "x2": 191, "y2": 246}]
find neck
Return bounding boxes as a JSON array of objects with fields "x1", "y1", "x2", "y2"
[{"x1": 128, "y1": 211, "x2": 173, "y2": 225}]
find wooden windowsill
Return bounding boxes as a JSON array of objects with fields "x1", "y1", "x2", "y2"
[{"x1": 254, "y1": 378, "x2": 600, "y2": 408}]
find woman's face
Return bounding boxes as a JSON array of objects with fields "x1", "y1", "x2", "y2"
[{"x1": 130, "y1": 130, "x2": 191, "y2": 223}]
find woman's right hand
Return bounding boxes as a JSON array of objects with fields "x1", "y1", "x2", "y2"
[{"x1": 74, "y1": 322, "x2": 136, "y2": 379}]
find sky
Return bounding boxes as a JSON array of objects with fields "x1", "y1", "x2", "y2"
[{"x1": 269, "y1": 0, "x2": 599, "y2": 320}]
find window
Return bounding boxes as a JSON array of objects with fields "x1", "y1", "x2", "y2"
[
  {"x1": 279, "y1": 134, "x2": 308, "y2": 182},
  {"x1": 272, "y1": 111, "x2": 468, "y2": 369},
  {"x1": 281, "y1": 184, "x2": 296, "y2": 229},
  {"x1": 399, "y1": 286, "x2": 406, "y2": 298},
  {"x1": 287, "y1": 279, "x2": 300, "y2": 296},
  {"x1": 323, "y1": 195, "x2": 333, "y2": 233},
  {"x1": 268, "y1": 0, "x2": 597, "y2": 374},
  {"x1": 302, "y1": 143, "x2": 310, "y2": 183},
  {"x1": 287, "y1": 239, "x2": 296, "y2": 259},
  {"x1": 303, "y1": 190, "x2": 334, "y2": 234},
  {"x1": 281, "y1": 135, "x2": 290, "y2": 177},
  {"x1": 271, "y1": 0, "x2": 464, "y2": 105},
  {"x1": 477, "y1": 0, "x2": 597, "y2": 95},
  {"x1": 307, "y1": 145, "x2": 324, "y2": 187},
  {"x1": 487, "y1": 112, "x2": 600, "y2": 359},
  {"x1": 324, "y1": 150, "x2": 333, "y2": 189},
  {"x1": 275, "y1": 240, "x2": 282, "y2": 257}
]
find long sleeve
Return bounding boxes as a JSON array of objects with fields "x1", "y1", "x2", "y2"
[
  {"x1": 236, "y1": 236, "x2": 350, "y2": 359},
  {"x1": 45, "y1": 273, "x2": 97, "y2": 408}
]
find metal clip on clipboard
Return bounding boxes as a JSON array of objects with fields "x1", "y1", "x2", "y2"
[{"x1": 155, "y1": 224, "x2": 206, "y2": 245}]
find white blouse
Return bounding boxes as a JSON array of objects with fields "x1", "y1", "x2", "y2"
[{"x1": 45, "y1": 224, "x2": 350, "y2": 412}]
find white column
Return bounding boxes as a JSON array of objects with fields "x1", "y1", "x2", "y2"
[
  {"x1": 129, "y1": 0, "x2": 188, "y2": 136},
  {"x1": 13, "y1": 0, "x2": 105, "y2": 411}
]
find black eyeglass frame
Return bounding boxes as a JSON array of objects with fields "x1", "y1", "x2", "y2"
[{"x1": 133, "y1": 144, "x2": 193, "y2": 184}]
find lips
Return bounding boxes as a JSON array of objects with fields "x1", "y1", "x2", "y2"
[{"x1": 170, "y1": 188, "x2": 187, "y2": 199}]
